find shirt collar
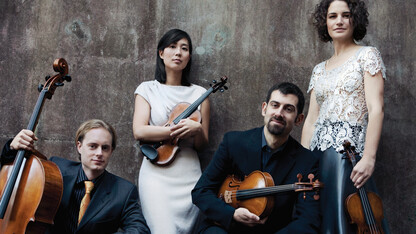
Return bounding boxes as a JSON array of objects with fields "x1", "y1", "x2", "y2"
[
  {"x1": 76, "y1": 166, "x2": 105, "y2": 185},
  {"x1": 261, "y1": 130, "x2": 288, "y2": 154}
]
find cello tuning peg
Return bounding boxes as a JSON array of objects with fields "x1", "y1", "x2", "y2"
[
  {"x1": 64, "y1": 75, "x2": 72, "y2": 82},
  {"x1": 38, "y1": 84, "x2": 44, "y2": 92},
  {"x1": 212, "y1": 79, "x2": 217, "y2": 84},
  {"x1": 55, "y1": 82, "x2": 64, "y2": 87},
  {"x1": 45, "y1": 75, "x2": 51, "y2": 81},
  {"x1": 219, "y1": 88, "x2": 224, "y2": 92},
  {"x1": 223, "y1": 86, "x2": 228, "y2": 90}
]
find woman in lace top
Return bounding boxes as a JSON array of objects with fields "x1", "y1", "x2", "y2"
[{"x1": 301, "y1": 0, "x2": 389, "y2": 233}]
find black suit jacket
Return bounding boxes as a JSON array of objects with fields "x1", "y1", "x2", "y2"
[
  {"x1": 49, "y1": 157, "x2": 149, "y2": 234},
  {"x1": 1, "y1": 140, "x2": 149, "y2": 234},
  {"x1": 192, "y1": 127, "x2": 320, "y2": 234}
]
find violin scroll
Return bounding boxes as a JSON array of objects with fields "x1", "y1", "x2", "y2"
[{"x1": 210, "y1": 76, "x2": 228, "y2": 93}]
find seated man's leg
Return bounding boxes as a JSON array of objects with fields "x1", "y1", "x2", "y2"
[{"x1": 201, "y1": 225, "x2": 228, "y2": 234}]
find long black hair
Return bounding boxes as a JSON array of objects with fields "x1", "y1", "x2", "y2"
[{"x1": 155, "y1": 29, "x2": 193, "y2": 86}]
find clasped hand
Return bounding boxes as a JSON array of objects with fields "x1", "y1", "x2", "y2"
[
  {"x1": 169, "y1": 119, "x2": 202, "y2": 140},
  {"x1": 233, "y1": 208, "x2": 268, "y2": 227}
]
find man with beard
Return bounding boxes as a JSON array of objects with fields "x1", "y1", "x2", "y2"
[{"x1": 192, "y1": 82, "x2": 320, "y2": 234}]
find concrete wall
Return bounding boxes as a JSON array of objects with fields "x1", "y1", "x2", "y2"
[{"x1": 0, "y1": 0, "x2": 414, "y2": 232}]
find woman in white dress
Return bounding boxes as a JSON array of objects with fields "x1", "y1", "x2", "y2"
[
  {"x1": 301, "y1": 0, "x2": 389, "y2": 233},
  {"x1": 133, "y1": 29, "x2": 210, "y2": 234}
]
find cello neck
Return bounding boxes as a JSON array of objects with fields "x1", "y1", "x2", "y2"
[{"x1": 27, "y1": 89, "x2": 48, "y2": 131}]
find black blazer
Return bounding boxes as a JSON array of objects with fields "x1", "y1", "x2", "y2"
[
  {"x1": 192, "y1": 127, "x2": 320, "y2": 234},
  {"x1": 48, "y1": 157, "x2": 150, "y2": 234}
]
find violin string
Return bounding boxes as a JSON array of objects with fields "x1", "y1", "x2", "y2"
[
  {"x1": 228, "y1": 184, "x2": 296, "y2": 198},
  {"x1": 174, "y1": 91, "x2": 211, "y2": 123},
  {"x1": 359, "y1": 188, "x2": 378, "y2": 233}
]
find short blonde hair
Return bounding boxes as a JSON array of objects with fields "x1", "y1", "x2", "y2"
[{"x1": 75, "y1": 119, "x2": 117, "y2": 150}]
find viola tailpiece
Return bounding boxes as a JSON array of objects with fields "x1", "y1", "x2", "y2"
[
  {"x1": 341, "y1": 141, "x2": 384, "y2": 234},
  {"x1": 217, "y1": 170, "x2": 323, "y2": 218},
  {"x1": 140, "y1": 76, "x2": 228, "y2": 166}
]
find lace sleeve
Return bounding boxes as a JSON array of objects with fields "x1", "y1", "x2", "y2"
[{"x1": 362, "y1": 47, "x2": 387, "y2": 79}]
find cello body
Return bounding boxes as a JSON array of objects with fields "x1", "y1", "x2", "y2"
[{"x1": 0, "y1": 151, "x2": 63, "y2": 233}]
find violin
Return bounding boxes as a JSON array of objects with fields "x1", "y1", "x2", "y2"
[
  {"x1": 217, "y1": 170, "x2": 323, "y2": 218},
  {"x1": 0, "y1": 58, "x2": 70, "y2": 233},
  {"x1": 140, "y1": 76, "x2": 228, "y2": 166},
  {"x1": 341, "y1": 141, "x2": 385, "y2": 234}
]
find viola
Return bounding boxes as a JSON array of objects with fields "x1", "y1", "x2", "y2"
[
  {"x1": 341, "y1": 141, "x2": 385, "y2": 234},
  {"x1": 0, "y1": 58, "x2": 70, "y2": 233},
  {"x1": 217, "y1": 170, "x2": 323, "y2": 218},
  {"x1": 140, "y1": 76, "x2": 228, "y2": 166}
]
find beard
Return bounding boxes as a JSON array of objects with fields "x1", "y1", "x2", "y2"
[{"x1": 266, "y1": 116, "x2": 286, "y2": 136}]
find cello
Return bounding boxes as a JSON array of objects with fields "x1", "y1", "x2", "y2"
[
  {"x1": 140, "y1": 76, "x2": 228, "y2": 166},
  {"x1": 217, "y1": 170, "x2": 323, "y2": 218},
  {"x1": 0, "y1": 58, "x2": 70, "y2": 233},
  {"x1": 341, "y1": 141, "x2": 384, "y2": 234}
]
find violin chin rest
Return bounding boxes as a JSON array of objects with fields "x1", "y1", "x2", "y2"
[{"x1": 140, "y1": 145, "x2": 158, "y2": 162}]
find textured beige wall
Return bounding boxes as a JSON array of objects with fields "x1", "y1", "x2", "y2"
[{"x1": 0, "y1": 0, "x2": 414, "y2": 232}]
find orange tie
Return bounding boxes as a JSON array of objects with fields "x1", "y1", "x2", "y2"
[{"x1": 78, "y1": 181, "x2": 94, "y2": 224}]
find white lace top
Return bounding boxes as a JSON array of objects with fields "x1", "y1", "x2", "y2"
[{"x1": 308, "y1": 46, "x2": 386, "y2": 153}]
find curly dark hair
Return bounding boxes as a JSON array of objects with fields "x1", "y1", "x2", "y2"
[
  {"x1": 313, "y1": 0, "x2": 369, "y2": 42},
  {"x1": 155, "y1": 29, "x2": 193, "y2": 86}
]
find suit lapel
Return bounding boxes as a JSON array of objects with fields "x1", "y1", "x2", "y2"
[
  {"x1": 77, "y1": 171, "x2": 112, "y2": 230},
  {"x1": 243, "y1": 127, "x2": 263, "y2": 174},
  {"x1": 60, "y1": 165, "x2": 80, "y2": 210}
]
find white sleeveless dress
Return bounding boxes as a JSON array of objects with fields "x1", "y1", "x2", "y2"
[{"x1": 135, "y1": 80, "x2": 206, "y2": 234}]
